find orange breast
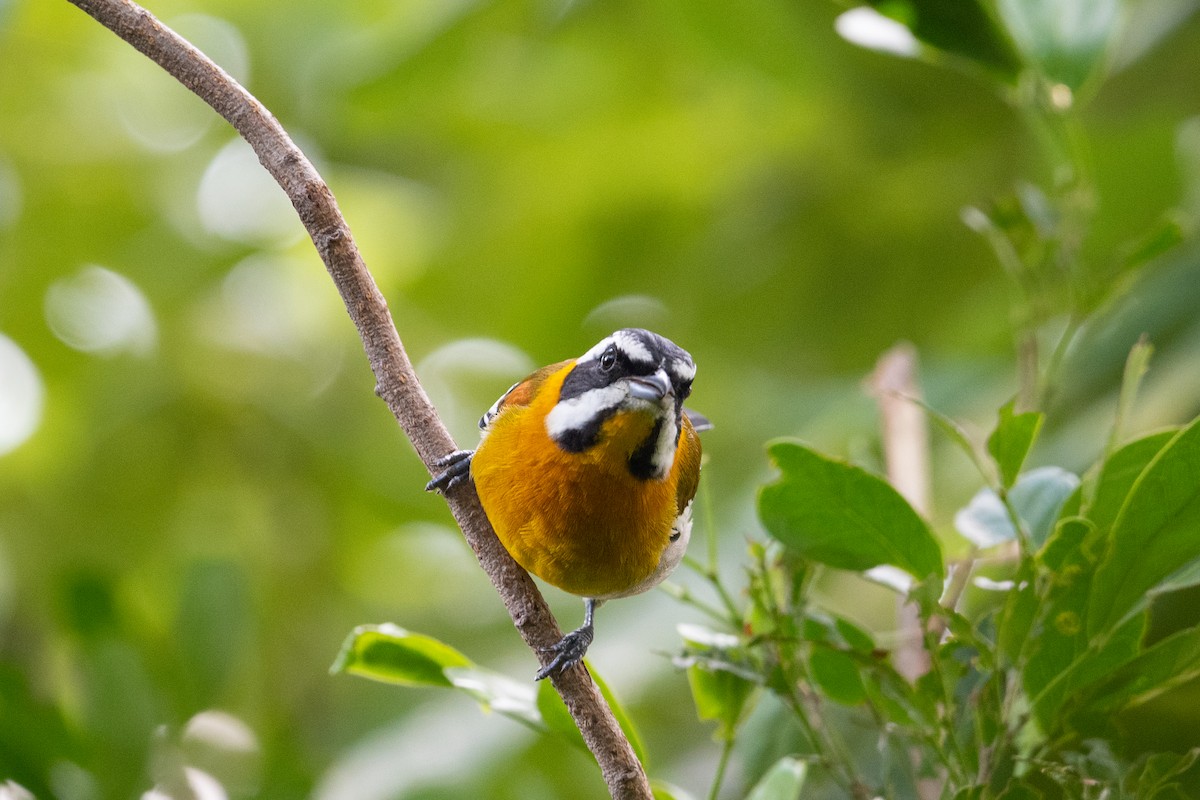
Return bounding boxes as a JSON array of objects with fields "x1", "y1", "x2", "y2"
[{"x1": 471, "y1": 366, "x2": 689, "y2": 598}]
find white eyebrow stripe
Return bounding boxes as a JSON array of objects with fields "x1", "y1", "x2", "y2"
[
  {"x1": 611, "y1": 330, "x2": 653, "y2": 364},
  {"x1": 577, "y1": 335, "x2": 616, "y2": 364},
  {"x1": 671, "y1": 360, "x2": 696, "y2": 382}
]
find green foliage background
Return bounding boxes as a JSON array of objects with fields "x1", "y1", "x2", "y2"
[{"x1": 2, "y1": 0, "x2": 1200, "y2": 797}]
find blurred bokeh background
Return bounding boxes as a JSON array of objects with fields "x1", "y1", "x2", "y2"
[{"x1": 2, "y1": 0, "x2": 1200, "y2": 797}]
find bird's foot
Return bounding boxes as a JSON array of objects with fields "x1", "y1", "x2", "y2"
[
  {"x1": 425, "y1": 449, "x2": 475, "y2": 493},
  {"x1": 535, "y1": 623, "x2": 594, "y2": 681}
]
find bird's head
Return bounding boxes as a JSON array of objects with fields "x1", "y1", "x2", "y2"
[{"x1": 546, "y1": 328, "x2": 696, "y2": 479}]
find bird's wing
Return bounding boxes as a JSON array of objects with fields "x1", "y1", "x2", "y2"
[
  {"x1": 674, "y1": 414, "x2": 703, "y2": 517},
  {"x1": 478, "y1": 359, "x2": 574, "y2": 431}
]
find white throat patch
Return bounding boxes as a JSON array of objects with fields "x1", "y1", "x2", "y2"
[
  {"x1": 545, "y1": 384, "x2": 626, "y2": 440},
  {"x1": 645, "y1": 411, "x2": 679, "y2": 480}
]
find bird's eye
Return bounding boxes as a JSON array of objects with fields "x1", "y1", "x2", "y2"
[
  {"x1": 678, "y1": 380, "x2": 692, "y2": 400},
  {"x1": 599, "y1": 347, "x2": 618, "y2": 372}
]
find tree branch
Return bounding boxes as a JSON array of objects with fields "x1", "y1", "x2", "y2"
[{"x1": 65, "y1": 1, "x2": 650, "y2": 796}]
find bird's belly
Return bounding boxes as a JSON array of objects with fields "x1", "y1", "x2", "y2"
[{"x1": 475, "y1": 448, "x2": 675, "y2": 598}]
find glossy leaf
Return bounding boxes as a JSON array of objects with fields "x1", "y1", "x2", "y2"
[
  {"x1": 444, "y1": 666, "x2": 540, "y2": 727},
  {"x1": 996, "y1": 0, "x2": 1120, "y2": 90},
  {"x1": 332, "y1": 625, "x2": 543, "y2": 732},
  {"x1": 1108, "y1": 336, "x2": 1155, "y2": 457},
  {"x1": 536, "y1": 665, "x2": 647, "y2": 764},
  {"x1": 760, "y1": 440, "x2": 943, "y2": 579},
  {"x1": 987, "y1": 401, "x2": 1044, "y2": 489},
  {"x1": 1023, "y1": 519, "x2": 1096, "y2": 725},
  {"x1": 861, "y1": 0, "x2": 1022, "y2": 80},
  {"x1": 1125, "y1": 750, "x2": 1200, "y2": 799},
  {"x1": 1086, "y1": 429, "x2": 1178, "y2": 531},
  {"x1": 684, "y1": 658, "x2": 759, "y2": 743},
  {"x1": 1067, "y1": 626, "x2": 1200, "y2": 739},
  {"x1": 834, "y1": 616, "x2": 876, "y2": 654},
  {"x1": 651, "y1": 781, "x2": 700, "y2": 800},
  {"x1": 1121, "y1": 217, "x2": 1187, "y2": 272},
  {"x1": 1089, "y1": 417, "x2": 1200, "y2": 637},
  {"x1": 1013, "y1": 467, "x2": 1081, "y2": 547},
  {"x1": 807, "y1": 646, "x2": 867, "y2": 705},
  {"x1": 997, "y1": 560, "x2": 1038, "y2": 667},
  {"x1": 680, "y1": 625, "x2": 759, "y2": 743},
  {"x1": 331, "y1": 623, "x2": 473, "y2": 688},
  {"x1": 745, "y1": 756, "x2": 808, "y2": 800},
  {"x1": 956, "y1": 466, "x2": 1079, "y2": 549},
  {"x1": 1031, "y1": 613, "x2": 1146, "y2": 735}
]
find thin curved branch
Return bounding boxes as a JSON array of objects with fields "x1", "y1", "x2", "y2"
[{"x1": 65, "y1": 1, "x2": 650, "y2": 797}]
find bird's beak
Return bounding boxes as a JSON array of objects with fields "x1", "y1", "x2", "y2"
[{"x1": 627, "y1": 369, "x2": 673, "y2": 402}]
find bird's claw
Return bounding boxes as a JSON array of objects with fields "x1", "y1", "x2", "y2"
[
  {"x1": 535, "y1": 624, "x2": 595, "y2": 681},
  {"x1": 425, "y1": 449, "x2": 475, "y2": 493}
]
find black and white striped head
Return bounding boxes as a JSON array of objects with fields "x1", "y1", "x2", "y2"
[{"x1": 546, "y1": 328, "x2": 696, "y2": 480}]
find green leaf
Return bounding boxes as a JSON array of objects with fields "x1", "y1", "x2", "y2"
[
  {"x1": 834, "y1": 616, "x2": 876, "y2": 653},
  {"x1": 987, "y1": 400, "x2": 1045, "y2": 489},
  {"x1": 807, "y1": 646, "x2": 867, "y2": 705},
  {"x1": 996, "y1": 0, "x2": 1120, "y2": 90},
  {"x1": 684, "y1": 659, "x2": 759, "y2": 742},
  {"x1": 760, "y1": 440, "x2": 943, "y2": 580},
  {"x1": 1107, "y1": 336, "x2": 1155, "y2": 458},
  {"x1": 332, "y1": 624, "x2": 550, "y2": 734},
  {"x1": 909, "y1": 395, "x2": 993, "y2": 483},
  {"x1": 679, "y1": 625, "x2": 759, "y2": 743},
  {"x1": 1089, "y1": 416, "x2": 1200, "y2": 637},
  {"x1": 1125, "y1": 750, "x2": 1200, "y2": 799},
  {"x1": 1067, "y1": 626, "x2": 1200, "y2": 737},
  {"x1": 956, "y1": 467, "x2": 1079, "y2": 549},
  {"x1": 331, "y1": 623, "x2": 473, "y2": 688},
  {"x1": 745, "y1": 756, "x2": 808, "y2": 800},
  {"x1": 1024, "y1": 519, "x2": 1096, "y2": 725},
  {"x1": 1120, "y1": 216, "x2": 1187, "y2": 272},
  {"x1": 536, "y1": 677, "x2": 583, "y2": 748},
  {"x1": 1012, "y1": 468, "x2": 1082, "y2": 548},
  {"x1": 863, "y1": 0, "x2": 1022, "y2": 81},
  {"x1": 651, "y1": 781, "x2": 700, "y2": 800},
  {"x1": 444, "y1": 666, "x2": 541, "y2": 727},
  {"x1": 1031, "y1": 612, "x2": 1145, "y2": 736},
  {"x1": 1086, "y1": 429, "x2": 1177, "y2": 531},
  {"x1": 536, "y1": 664, "x2": 647, "y2": 764},
  {"x1": 997, "y1": 560, "x2": 1038, "y2": 667}
]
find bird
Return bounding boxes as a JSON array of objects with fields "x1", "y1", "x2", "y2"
[{"x1": 426, "y1": 328, "x2": 706, "y2": 680}]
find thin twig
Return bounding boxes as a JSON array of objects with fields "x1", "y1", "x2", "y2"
[{"x1": 64, "y1": 1, "x2": 649, "y2": 796}]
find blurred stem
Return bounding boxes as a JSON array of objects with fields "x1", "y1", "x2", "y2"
[
  {"x1": 920, "y1": 626, "x2": 971, "y2": 787},
  {"x1": 1036, "y1": 314, "x2": 1083, "y2": 409},
  {"x1": 682, "y1": 555, "x2": 744, "y2": 629},
  {"x1": 1018, "y1": 333, "x2": 1040, "y2": 412},
  {"x1": 700, "y1": 467, "x2": 719, "y2": 574},
  {"x1": 708, "y1": 736, "x2": 735, "y2": 800},
  {"x1": 1106, "y1": 335, "x2": 1154, "y2": 459},
  {"x1": 661, "y1": 579, "x2": 733, "y2": 626},
  {"x1": 751, "y1": 547, "x2": 863, "y2": 796},
  {"x1": 1007, "y1": 86, "x2": 1097, "y2": 410}
]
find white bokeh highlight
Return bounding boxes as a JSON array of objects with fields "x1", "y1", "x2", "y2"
[
  {"x1": 45, "y1": 266, "x2": 157, "y2": 357},
  {"x1": 0, "y1": 334, "x2": 45, "y2": 456}
]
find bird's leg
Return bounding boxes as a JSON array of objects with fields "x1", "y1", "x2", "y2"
[
  {"x1": 535, "y1": 597, "x2": 599, "y2": 681},
  {"x1": 424, "y1": 449, "x2": 475, "y2": 493}
]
